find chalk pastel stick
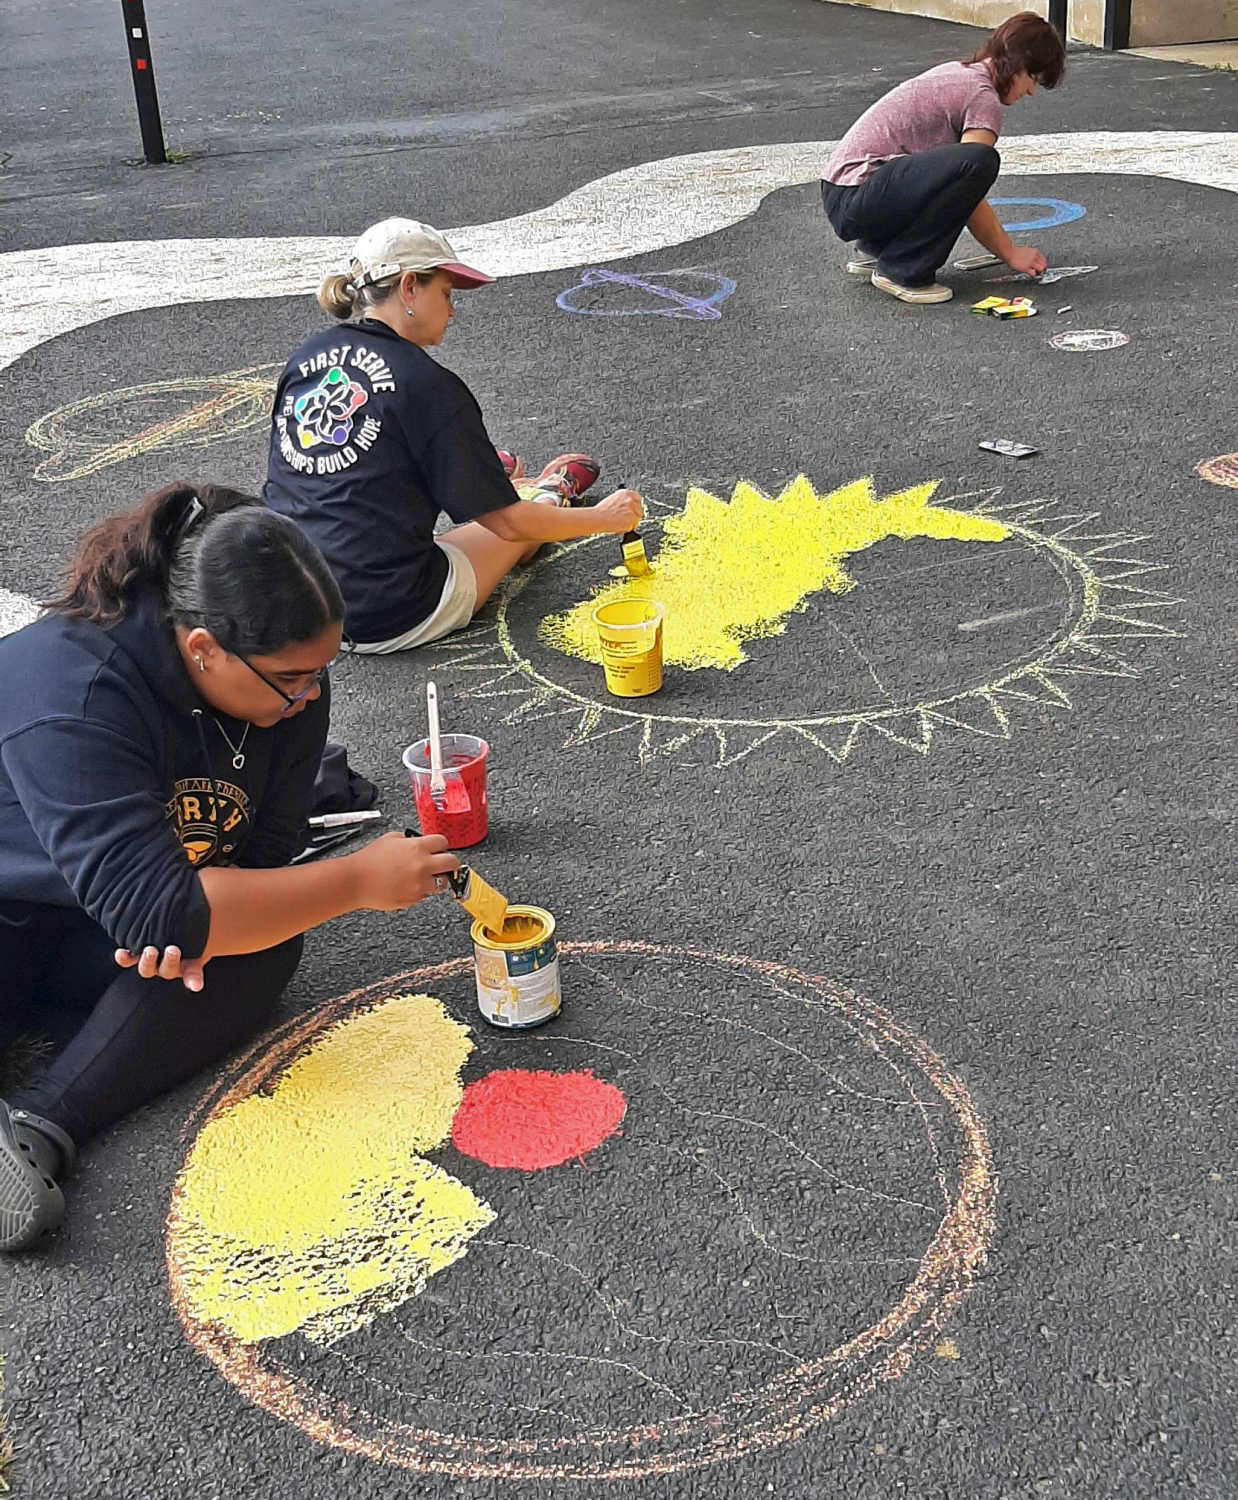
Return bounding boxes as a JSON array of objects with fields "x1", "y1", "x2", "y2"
[{"x1": 308, "y1": 809, "x2": 383, "y2": 828}]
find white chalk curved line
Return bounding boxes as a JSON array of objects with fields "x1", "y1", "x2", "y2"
[{"x1": 2, "y1": 130, "x2": 1237, "y2": 376}]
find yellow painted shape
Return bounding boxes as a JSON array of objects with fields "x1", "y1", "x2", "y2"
[
  {"x1": 540, "y1": 475, "x2": 1011, "y2": 672},
  {"x1": 167, "y1": 993, "x2": 494, "y2": 1346}
]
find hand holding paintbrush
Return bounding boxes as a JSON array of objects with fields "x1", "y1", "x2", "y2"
[{"x1": 403, "y1": 828, "x2": 509, "y2": 934}]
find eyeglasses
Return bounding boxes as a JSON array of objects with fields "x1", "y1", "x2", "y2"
[{"x1": 234, "y1": 641, "x2": 351, "y2": 713}]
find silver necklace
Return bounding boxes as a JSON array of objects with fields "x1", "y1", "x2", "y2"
[{"x1": 211, "y1": 716, "x2": 251, "y2": 770}]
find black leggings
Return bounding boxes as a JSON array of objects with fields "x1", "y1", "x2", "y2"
[
  {"x1": 0, "y1": 902, "x2": 302, "y2": 1148},
  {"x1": 821, "y1": 142, "x2": 1001, "y2": 288}
]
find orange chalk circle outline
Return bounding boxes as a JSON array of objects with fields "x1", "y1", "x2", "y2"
[
  {"x1": 167, "y1": 942, "x2": 996, "y2": 1481},
  {"x1": 432, "y1": 491, "x2": 1182, "y2": 768}
]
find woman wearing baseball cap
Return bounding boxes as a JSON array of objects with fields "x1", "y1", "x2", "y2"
[{"x1": 265, "y1": 218, "x2": 644, "y2": 652}]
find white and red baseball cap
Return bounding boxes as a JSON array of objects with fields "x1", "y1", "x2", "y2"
[{"x1": 348, "y1": 217, "x2": 495, "y2": 290}]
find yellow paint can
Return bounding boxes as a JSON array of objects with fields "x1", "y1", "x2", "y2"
[
  {"x1": 471, "y1": 906, "x2": 561, "y2": 1029},
  {"x1": 592, "y1": 599, "x2": 665, "y2": 698}
]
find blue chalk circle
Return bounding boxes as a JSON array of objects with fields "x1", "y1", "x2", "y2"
[{"x1": 990, "y1": 198, "x2": 1086, "y2": 232}]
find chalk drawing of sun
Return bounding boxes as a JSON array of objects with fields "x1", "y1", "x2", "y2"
[
  {"x1": 166, "y1": 943, "x2": 995, "y2": 1481},
  {"x1": 427, "y1": 478, "x2": 1182, "y2": 767}
]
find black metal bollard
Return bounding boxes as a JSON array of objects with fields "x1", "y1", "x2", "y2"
[{"x1": 121, "y1": 0, "x2": 167, "y2": 164}]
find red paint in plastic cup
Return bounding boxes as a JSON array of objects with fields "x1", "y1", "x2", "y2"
[{"x1": 402, "y1": 734, "x2": 489, "y2": 848}]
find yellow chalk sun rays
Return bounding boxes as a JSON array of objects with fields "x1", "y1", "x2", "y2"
[{"x1": 427, "y1": 484, "x2": 1183, "y2": 769}]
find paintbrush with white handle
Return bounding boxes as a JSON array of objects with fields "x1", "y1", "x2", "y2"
[{"x1": 427, "y1": 680, "x2": 447, "y2": 810}]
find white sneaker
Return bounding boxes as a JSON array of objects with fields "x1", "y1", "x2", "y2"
[
  {"x1": 871, "y1": 272, "x2": 953, "y2": 304},
  {"x1": 845, "y1": 252, "x2": 878, "y2": 276}
]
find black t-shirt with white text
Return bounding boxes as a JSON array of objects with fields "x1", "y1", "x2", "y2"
[{"x1": 264, "y1": 320, "x2": 517, "y2": 643}]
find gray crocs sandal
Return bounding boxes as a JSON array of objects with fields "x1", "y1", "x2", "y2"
[{"x1": 0, "y1": 1101, "x2": 76, "y2": 1253}]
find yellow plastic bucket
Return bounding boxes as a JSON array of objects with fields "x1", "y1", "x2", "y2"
[{"x1": 592, "y1": 599, "x2": 665, "y2": 698}]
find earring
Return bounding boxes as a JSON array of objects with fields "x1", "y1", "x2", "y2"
[
  {"x1": 196, "y1": 656, "x2": 205, "y2": 673},
  {"x1": 405, "y1": 306, "x2": 415, "y2": 318}
]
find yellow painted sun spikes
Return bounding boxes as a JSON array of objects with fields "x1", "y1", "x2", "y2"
[{"x1": 541, "y1": 475, "x2": 1011, "y2": 672}]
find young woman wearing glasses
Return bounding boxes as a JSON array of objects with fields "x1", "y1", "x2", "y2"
[{"x1": 0, "y1": 482, "x2": 459, "y2": 1252}]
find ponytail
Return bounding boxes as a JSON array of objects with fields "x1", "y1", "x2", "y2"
[
  {"x1": 46, "y1": 483, "x2": 253, "y2": 625},
  {"x1": 318, "y1": 272, "x2": 358, "y2": 319},
  {"x1": 47, "y1": 482, "x2": 345, "y2": 655},
  {"x1": 317, "y1": 265, "x2": 438, "y2": 322}
]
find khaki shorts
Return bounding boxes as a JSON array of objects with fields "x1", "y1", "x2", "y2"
[{"x1": 350, "y1": 541, "x2": 479, "y2": 655}]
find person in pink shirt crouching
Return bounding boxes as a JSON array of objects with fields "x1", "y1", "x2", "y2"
[{"x1": 821, "y1": 13, "x2": 1067, "y2": 304}]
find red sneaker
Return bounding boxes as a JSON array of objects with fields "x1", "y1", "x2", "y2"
[
  {"x1": 496, "y1": 450, "x2": 524, "y2": 481},
  {"x1": 538, "y1": 452, "x2": 601, "y2": 505}
]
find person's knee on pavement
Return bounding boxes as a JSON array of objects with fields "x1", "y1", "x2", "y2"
[{"x1": 959, "y1": 141, "x2": 1001, "y2": 185}]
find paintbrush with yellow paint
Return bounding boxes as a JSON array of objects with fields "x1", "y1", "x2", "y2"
[
  {"x1": 448, "y1": 867, "x2": 509, "y2": 935},
  {"x1": 620, "y1": 529, "x2": 652, "y2": 577}
]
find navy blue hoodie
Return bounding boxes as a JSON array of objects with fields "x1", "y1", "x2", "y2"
[{"x1": 0, "y1": 590, "x2": 329, "y2": 959}]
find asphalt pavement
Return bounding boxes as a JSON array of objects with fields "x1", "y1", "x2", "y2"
[{"x1": 1, "y1": 0, "x2": 1236, "y2": 1496}]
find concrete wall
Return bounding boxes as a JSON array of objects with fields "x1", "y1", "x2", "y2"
[
  {"x1": 830, "y1": 0, "x2": 1013, "y2": 27},
  {"x1": 827, "y1": 0, "x2": 1238, "y2": 46},
  {"x1": 1071, "y1": 0, "x2": 1104, "y2": 45},
  {"x1": 1132, "y1": 0, "x2": 1238, "y2": 44}
]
